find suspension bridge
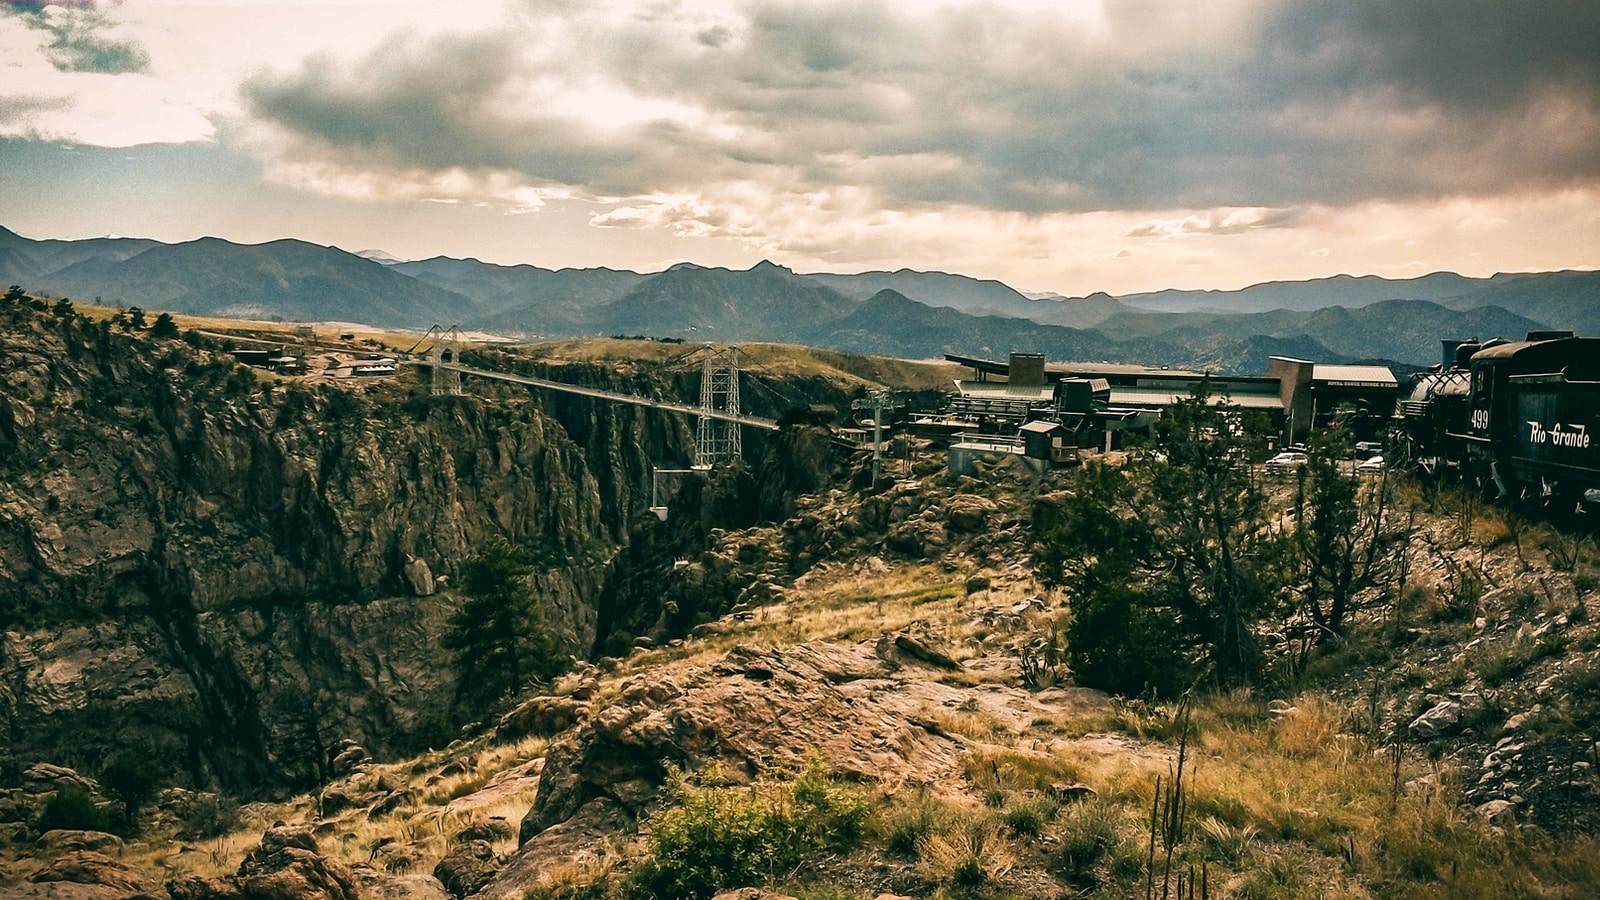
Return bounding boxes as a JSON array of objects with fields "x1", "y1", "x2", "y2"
[{"x1": 403, "y1": 325, "x2": 778, "y2": 472}]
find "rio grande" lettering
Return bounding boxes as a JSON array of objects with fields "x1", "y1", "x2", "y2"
[{"x1": 1527, "y1": 421, "x2": 1591, "y2": 449}]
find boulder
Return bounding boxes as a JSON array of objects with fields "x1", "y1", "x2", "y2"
[
  {"x1": 520, "y1": 641, "x2": 965, "y2": 842},
  {"x1": 1407, "y1": 700, "x2": 1463, "y2": 740},
  {"x1": 431, "y1": 840, "x2": 500, "y2": 899},
  {"x1": 235, "y1": 826, "x2": 359, "y2": 900},
  {"x1": 37, "y1": 831, "x2": 124, "y2": 854},
  {"x1": 964, "y1": 575, "x2": 991, "y2": 596},
  {"x1": 347, "y1": 869, "x2": 451, "y2": 900},
  {"x1": 1048, "y1": 782, "x2": 1098, "y2": 803},
  {"x1": 167, "y1": 875, "x2": 243, "y2": 900},
  {"x1": 479, "y1": 799, "x2": 629, "y2": 898},
  {"x1": 1502, "y1": 709, "x2": 1538, "y2": 732},
  {"x1": 876, "y1": 632, "x2": 962, "y2": 671},
  {"x1": 495, "y1": 696, "x2": 592, "y2": 741},
  {"x1": 328, "y1": 741, "x2": 370, "y2": 776},
  {"x1": 453, "y1": 820, "x2": 513, "y2": 844},
  {"x1": 28, "y1": 851, "x2": 168, "y2": 899},
  {"x1": 945, "y1": 495, "x2": 998, "y2": 532},
  {"x1": 23, "y1": 764, "x2": 99, "y2": 795},
  {"x1": 402, "y1": 558, "x2": 435, "y2": 596},
  {"x1": 1475, "y1": 799, "x2": 1518, "y2": 823}
]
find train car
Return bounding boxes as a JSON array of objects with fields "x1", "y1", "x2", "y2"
[{"x1": 1403, "y1": 331, "x2": 1600, "y2": 503}]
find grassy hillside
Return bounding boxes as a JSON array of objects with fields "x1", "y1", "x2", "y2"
[{"x1": 7, "y1": 422, "x2": 1599, "y2": 898}]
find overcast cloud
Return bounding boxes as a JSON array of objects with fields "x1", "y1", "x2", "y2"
[
  {"x1": 241, "y1": 0, "x2": 1600, "y2": 222},
  {"x1": 2, "y1": 0, "x2": 1596, "y2": 294}
]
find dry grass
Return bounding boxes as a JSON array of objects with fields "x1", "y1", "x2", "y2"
[
  {"x1": 916, "y1": 816, "x2": 1016, "y2": 891},
  {"x1": 107, "y1": 732, "x2": 550, "y2": 885},
  {"x1": 604, "y1": 564, "x2": 978, "y2": 684}
]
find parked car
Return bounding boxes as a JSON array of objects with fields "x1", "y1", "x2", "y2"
[
  {"x1": 1264, "y1": 451, "x2": 1309, "y2": 474},
  {"x1": 1354, "y1": 441, "x2": 1384, "y2": 459},
  {"x1": 1357, "y1": 455, "x2": 1387, "y2": 475}
]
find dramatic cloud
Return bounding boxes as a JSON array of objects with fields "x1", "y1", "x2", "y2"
[
  {"x1": 3, "y1": 0, "x2": 1595, "y2": 296},
  {"x1": 0, "y1": 1, "x2": 214, "y2": 145},
  {"x1": 242, "y1": 0, "x2": 1600, "y2": 225},
  {"x1": 1, "y1": 1, "x2": 149, "y2": 73}
]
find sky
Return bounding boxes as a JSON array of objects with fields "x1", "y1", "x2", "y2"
[{"x1": 1, "y1": 0, "x2": 1597, "y2": 297}]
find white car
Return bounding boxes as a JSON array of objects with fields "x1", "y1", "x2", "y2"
[
  {"x1": 1356, "y1": 455, "x2": 1386, "y2": 475},
  {"x1": 1264, "y1": 451, "x2": 1308, "y2": 474}
]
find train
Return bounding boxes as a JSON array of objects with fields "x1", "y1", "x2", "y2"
[{"x1": 1400, "y1": 330, "x2": 1600, "y2": 505}]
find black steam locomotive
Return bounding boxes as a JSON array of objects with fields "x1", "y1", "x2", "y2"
[{"x1": 1401, "y1": 330, "x2": 1600, "y2": 504}]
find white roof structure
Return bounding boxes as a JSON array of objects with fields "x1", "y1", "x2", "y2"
[
  {"x1": 1107, "y1": 386, "x2": 1283, "y2": 410},
  {"x1": 953, "y1": 381, "x2": 1057, "y2": 401},
  {"x1": 1312, "y1": 365, "x2": 1398, "y2": 387}
]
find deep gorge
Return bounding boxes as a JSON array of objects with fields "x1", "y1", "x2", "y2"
[{"x1": 0, "y1": 309, "x2": 837, "y2": 794}]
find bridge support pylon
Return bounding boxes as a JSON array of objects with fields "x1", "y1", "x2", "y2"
[
  {"x1": 695, "y1": 345, "x2": 742, "y2": 469},
  {"x1": 429, "y1": 325, "x2": 464, "y2": 396}
]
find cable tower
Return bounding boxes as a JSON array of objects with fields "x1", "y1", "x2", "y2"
[
  {"x1": 428, "y1": 325, "x2": 464, "y2": 396},
  {"x1": 695, "y1": 345, "x2": 742, "y2": 469}
]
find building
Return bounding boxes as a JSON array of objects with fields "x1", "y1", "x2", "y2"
[
  {"x1": 949, "y1": 352, "x2": 1399, "y2": 445},
  {"x1": 1267, "y1": 357, "x2": 1401, "y2": 442}
]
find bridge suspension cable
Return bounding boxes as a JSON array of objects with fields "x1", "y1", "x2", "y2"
[{"x1": 406, "y1": 360, "x2": 779, "y2": 431}]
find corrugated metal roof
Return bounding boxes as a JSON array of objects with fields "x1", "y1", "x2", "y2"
[
  {"x1": 1020, "y1": 420, "x2": 1063, "y2": 433},
  {"x1": 1312, "y1": 364, "x2": 1397, "y2": 386}
]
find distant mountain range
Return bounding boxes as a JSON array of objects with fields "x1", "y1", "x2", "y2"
[{"x1": 3, "y1": 224, "x2": 1596, "y2": 374}]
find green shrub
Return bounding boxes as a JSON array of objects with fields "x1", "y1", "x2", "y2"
[
  {"x1": 1053, "y1": 800, "x2": 1126, "y2": 877},
  {"x1": 1000, "y1": 795, "x2": 1059, "y2": 837},
  {"x1": 39, "y1": 783, "x2": 111, "y2": 833},
  {"x1": 884, "y1": 795, "x2": 948, "y2": 857},
  {"x1": 179, "y1": 793, "x2": 241, "y2": 840},
  {"x1": 628, "y1": 763, "x2": 872, "y2": 899}
]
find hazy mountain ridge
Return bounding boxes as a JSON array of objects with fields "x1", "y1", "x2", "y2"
[
  {"x1": 0, "y1": 227, "x2": 476, "y2": 327},
  {"x1": 1116, "y1": 269, "x2": 1600, "y2": 333},
  {"x1": 2, "y1": 225, "x2": 1594, "y2": 371},
  {"x1": 595, "y1": 260, "x2": 858, "y2": 342},
  {"x1": 43, "y1": 237, "x2": 477, "y2": 325},
  {"x1": 1117, "y1": 271, "x2": 1492, "y2": 313},
  {"x1": 392, "y1": 256, "x2": 648, "y2": 327}
]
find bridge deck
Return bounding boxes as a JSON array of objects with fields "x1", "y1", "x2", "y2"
[{"x1": 407, "y1": 361, "x2": 781, "y2": 431}]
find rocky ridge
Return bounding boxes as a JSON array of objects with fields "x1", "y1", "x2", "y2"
[{"x1": 0, "y1": 302, "x2": 838, "y2": 794}]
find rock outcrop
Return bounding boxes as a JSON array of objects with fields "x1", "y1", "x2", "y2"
[
  {"x1": 0, "y1": 311, "x2": 826, "y2": 791},
  {"x1": 233, "y1": 826, "x2": 359, "y2": 900},
  {"x1": 520, "y1": 638, "x2": 1058, "y2": 840},
  {"x1": 24, "y1": 851, "x2": 168, "y2": 900}
]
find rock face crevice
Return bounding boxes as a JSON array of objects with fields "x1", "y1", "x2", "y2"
[{"x1": 0, "y1": 313, "x2": 826, "y2": 791}]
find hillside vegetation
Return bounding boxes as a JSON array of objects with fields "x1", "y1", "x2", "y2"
[{"x1": 5, "y1": 302, "x2": 1599, "y2": 898}]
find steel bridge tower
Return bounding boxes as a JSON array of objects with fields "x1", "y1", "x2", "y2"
[
  {"x1": 694, "y1": 345, "x2": 742, "y2": 469},
  {"x1": 428, "y1": 325, "x2": 464, "y2": 396}
]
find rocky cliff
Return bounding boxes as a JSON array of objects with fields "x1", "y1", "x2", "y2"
[{"x1": 0, "y1": 302, "x2": 833, "y2": 794}]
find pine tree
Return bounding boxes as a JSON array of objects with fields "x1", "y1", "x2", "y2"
[
  {"x1": 150, "y1": 312, "x2": 179, "y2": 339},
  {"x1": 1034, "y1": 385, "x2": 1286, "y2": 694},
  {"x1": 443, "y1": 536, "x2": 563, "y2": 718}
]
